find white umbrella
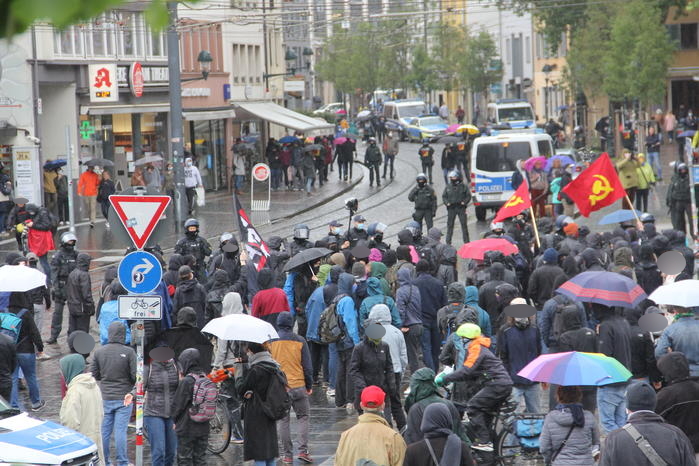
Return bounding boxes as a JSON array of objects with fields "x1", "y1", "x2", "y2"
[
  {"x1": 201, "y1": 313, "x2": 279, "y2": 343},
  {"x1": 648, "y1": 280, "x2": 699, "y2": 308},
  {"x1": 0, "y1": 265, "x2": 46, "y2": 292},
  {"x1": 134, "y1": 154, "x2": 164, "y2": 166}
]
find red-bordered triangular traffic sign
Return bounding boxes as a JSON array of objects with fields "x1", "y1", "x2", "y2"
[{"x1": 109, "y1": 195, "x2": 171, "y2": 249}]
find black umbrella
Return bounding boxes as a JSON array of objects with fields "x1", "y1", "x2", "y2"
[
  {"x1": 283, "y1": 247, "x2": 332, "y2": 272},
  {"x1": 303, "y1": 144, "x2": 323, "y2": 153},
  {"x1": 436, "y1": 136, "x2": 460, "y2": 145},
  {"x1": 84, "y1": 158, "x2": 115, "y2": 167}
]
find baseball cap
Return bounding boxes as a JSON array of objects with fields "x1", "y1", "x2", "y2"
[
  {"x1": 353, "y1": 215, "x2": 366, "y2": 223},
  {"x1": 360, "y1": 385, "x2": 385, "y2": 408},
  {"x1": 329, "y1": 220, "x2": 343, "y2": 227}
]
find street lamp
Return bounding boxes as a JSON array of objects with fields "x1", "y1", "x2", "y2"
[
  {"x1": 263, "y1": 49, "x2": 308, "y2": 87},
  {"x1": 542, "y1": 64, "x2": 554, "y2": 122},
  {"x1": 182, "y1": 50, "x2": 213, "y2": 82}
]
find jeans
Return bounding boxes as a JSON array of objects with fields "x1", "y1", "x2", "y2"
[
  {"x1": 271, "y1": 168, "x2": 282, "y2": 189},
  {"x1": 278, "y1": 387, "x2": 310, "y2": 456},
  {"x1": 144, "y1": 416, "x2": 177, "y2": 466},
  {"x1": 421, "y1": 321, "x2": 442, "y2": 372},
  {"x1": 38, "y1": 255, "x2": 51, "y2": 287},
  {"x1": 100, "y1": 201, "x2": 110, "y2": 221},
  {"x1": 335, "y1": 348, "x2": 354, "y2": 407},
  {"x1": 305, "y1": 176, "x2": 314, "y2": 193},
  {"x1": 597, "y1": 384, "x2": 627, "y2": 434},
  {"x1": 512, "y1": 384, "x2": 541, "y2": 413},
  {"x1": 235, "y1": 174, "x2": 245, "y2": 191},
  {"x1": 177, "y1": 431, "x2": 208, "y2": 466},
  {"x1": 102, "y1": 399, "x2": 133, "y2": 466},
  {"x1": 647, "y1": 151, "x2": 661, "y2": 179},
  {"x1": 328, "y1": 343, "x2": 338, "y2": 389},
  {"x1": 383, "y1": 154, "x2": 395, "y2": 178},
  {"x1": 404, "y1": 324, "x2": 424, "y2": 373},
  {"x1": 254, "y1": 460, "x2": 276, "y2": 466},
  {"x1": 10, "y1": 353, "x2": 41, "y2": 409}
]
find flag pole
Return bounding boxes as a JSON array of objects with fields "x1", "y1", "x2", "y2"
[
  {"x1": 624, "y1": 193, "x2": 643, "y2": 227},
  {"x1": 529, "y1": 206, "x2": 541, "y2": 249}
]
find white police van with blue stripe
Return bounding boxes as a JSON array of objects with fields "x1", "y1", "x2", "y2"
[
  {"x1": 470, "y1": 130, "x2": 554, "y2": 221},
  {"x1": 0, "y1": 399, "x2": 98, "y2": 465}
]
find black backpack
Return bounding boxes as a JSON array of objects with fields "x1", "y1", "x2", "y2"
[
  {"x1": 446, "y1": 305, "x2": 479, "y2": 336},
  {"x1": 256, "y1": 363, "x2": 291, "y2": 421},
  {"x1": 551, "y1": 296, "x2": 577, "y2": 345}
]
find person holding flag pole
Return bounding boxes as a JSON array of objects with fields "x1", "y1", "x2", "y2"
[{"x1": 493, "y1": 181, "x2": 540, "y2": 249}]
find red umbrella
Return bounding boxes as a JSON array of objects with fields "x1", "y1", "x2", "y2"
[
  {"x1": 457, "y1": 238, "x2": 519, "y2": 260},
  {"x1": 523, "y1": 156, "x2": 547, "y2": 172}
]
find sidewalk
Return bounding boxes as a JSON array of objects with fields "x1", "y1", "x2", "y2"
[{"x1": 0, "y1": 171, "x2": 363, "y2": 265}]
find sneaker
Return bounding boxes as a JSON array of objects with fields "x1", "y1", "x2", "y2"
[
  {"x1": 281, "y1": 455, "x2": 293, "y2": 464},
  {"x1": 345, "y1": 403, "x2": 354, "y2": 414},
  {"x1": 105, "y1": 222, "x2": 110, "y2": 229},
  {"x1": 326, "y1": 388, "x2": 335, "y2": 397},
  {"x1": 471, "y1": 443, "x2": 493, "y2": 452},
  {"x1": 297, "y1": 451, "x2": 313, "y2": 463},
  {"x1": 231, "y1": 438, "x2": 244, "y2": 445},
  {"x1": 31, "y1": 400, "x2": 46, "y2": 412}
]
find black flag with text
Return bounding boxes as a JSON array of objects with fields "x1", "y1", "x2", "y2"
[{"x1": 234, "y1": 194, "x2": 270, "y2": 272}]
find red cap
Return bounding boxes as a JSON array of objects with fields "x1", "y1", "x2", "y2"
[{"x1": 360, "y1": 385, "x2": 385, "y2": 408}]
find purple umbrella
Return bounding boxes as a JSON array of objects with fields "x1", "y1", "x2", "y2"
[
  {"x1": 545, "y1": 154, "x2": 575, "y2": 172},
  {"x1": 556, "y1": 271, "x2": 647, "y2": 308},
  {"x1": 523, "y1": 156, "x2": 547, "y2": 172}
]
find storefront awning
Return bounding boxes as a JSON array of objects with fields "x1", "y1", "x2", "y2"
[
  {"x1": 233, "y1": 101, "x2": 333, "y2": 133},
  {"x1": 183, "y1": 108, "x2": 237, "y2": 121},
  {"x1": 80, "y1": 103, "x2": 170, "y2": 115}
]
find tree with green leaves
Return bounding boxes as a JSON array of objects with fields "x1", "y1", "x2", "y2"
[
  {"x1": 460, "y1": 30, "x2": 503, "y2": 98},
  {"x1": 407, "y1": 44, "x2": 439, "y2": 96}
]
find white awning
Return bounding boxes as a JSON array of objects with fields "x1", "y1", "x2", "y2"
[
  {"x1": 233, "y1": 101, "x2": 334, "y2": 133},
  {"x1": 183, "y1": 108, "x2": 237, "y2": 121},
  {"x1": 80, "y1": 103, "x2": 170, "y2": 115}
]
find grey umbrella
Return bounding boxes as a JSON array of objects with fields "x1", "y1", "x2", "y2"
[
  {"x1": 84, "y1": 158, "x2": 115, "y2": 167},
  {"x1": 303, "y1": 144, "x2": 323, "y2": 153},
  {"x1": 134, "y1": 154, "x2": 164, "y2": 166},
  {"x1": 283, "y1": 247, "x2": 332, "y2": 272}
]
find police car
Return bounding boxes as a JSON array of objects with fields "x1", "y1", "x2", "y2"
[
  {"x1": 0, "y1": 401, "x2": 98, "y2": 465},
  {"x1": 404, "y1": 116, "x2": 449, "y2": 142}
]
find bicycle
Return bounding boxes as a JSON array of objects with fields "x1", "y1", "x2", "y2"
[{"x1": 206, "y1": 367, "x2": 236, "y2": 454}]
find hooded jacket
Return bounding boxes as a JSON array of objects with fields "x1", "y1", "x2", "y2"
[
  {"x1": 443, "y1": 336, "x2": 512, "y2": 387},
  {"x1": 164, "y1": 307, "x2": 213, "y2": 369},
  {"x1": 600, "y1": 410, "x2": 695, "y2": 466},
  {"x1": 625, "y1": 308, "x2": 661, "y2": 381},
  {"x1": 540, "y1": 295, "x2": 587, "y2": 349},
  {"x1": 413, "y1": 271, "x2": 446, "y2": 324},
  {"x1": 305, "y1": 265, "x2": 341, "y2": 343},
  {"x1": 539, "y1": 406, "x2": 599, "y2": 465},
  {"x1": 558, "y1": 305, "x2": 598, "y2": 353},
  {"x1": 163, "y1": 254, "x2": 183, "y2": 292},
  {"x1": 0, "y1": 334, "x2": 16, "y2": 390},
  {"x1": 336, "y1": 273, "x2": 360, "y2": 351},
  {"x1": 66, "y1": 253, "x2": 94, "y2": 316},
  {"x1": 395, "y1": 268, "x2": 422, "y2": 327},
  {"x1": 350, "y1": 337, "x2": 396, "y2": 396},
  {"x1": 597, "y1": 313, "x2": 632, "y2": 384},
  {"x1": 251, "y1": 268, "x2": 290, "y2": 327},
  {"x1": 173, "y1": 276, "x2": 208, "y2": 329},
  {"x1": 528, "y1": 261, "x2": 565, "y2": 308},
  {"x1": 269, "y1": 312, "x2": 313, "y2": 390},
  {"x1": 91, "y1": 321, "x2": 136, "y2": 400},
  {"x1": 610, "y1": 247, "x2": 636, "y2": 281},
  {"x1": 656, "y1": 353, "x2": 699, "y2": 451},
  {"x1": 60, "y1": 362, "x2": 104, "y2": 464},
  {"x1": 369, "y1": 261, "x2": 391, "y2": 296},
  {"x1": 656, "y1": 315, "x2": 699, "y2": 377},
  {"x1": 172, "y1": 348, "x2": 210, "y2": 435},
  {"x1": 477, "y1": 263, "x2": 508, "y2": 321},
  {"x1": 435, "y1": 245, "x2": 457, "y2": 286},
  {"x1": 436, "y1": 283, "x2": 474, "y2": 337},
  {"x1": 464, "y1": 286, "x2": 492, "y2": 336},
  {"x1": 368, "y1": 304, "x2": 408, "y2": 373},
  {"x1": 635, "y1": 245, "x2": 662, "y2": 295},
  {"x1": 359, "y1": 277, "x2": 401, "y2": 328},
  {"x1": 143, "y1": 359, "x2": 179, "y2": 418},
  {"x1": 205, "y1": 269, "x2": 231, "y2": 322}
]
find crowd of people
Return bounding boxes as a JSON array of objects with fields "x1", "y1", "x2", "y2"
[{"x1": 2, "y1": 192, "x2": 699, "y2": 466}]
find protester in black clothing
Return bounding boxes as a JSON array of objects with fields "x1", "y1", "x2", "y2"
[
  {"x1": 173, "y1": 266, "x2": 208, "y2": 330},
  {"x1": 172, "y1": 348, "x2": 210, "y2": 466},
  {"x1": 96, "y1": 171, "x2": 116, "y2": 222},
  {"x1": 0, "y1": 334, "x2": 16, "y2": 401}
]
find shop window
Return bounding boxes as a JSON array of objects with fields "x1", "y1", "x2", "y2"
[{"x1": 681, "y1": 23, "x2": 698, "y2": 49}]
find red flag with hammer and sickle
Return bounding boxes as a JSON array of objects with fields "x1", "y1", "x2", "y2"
[
  {"x1": 494, "y1": 181, "x2": 532, "y2": 223},
  {"x1": 562, "y1": 152, "x2": 625, "y2": 217}
]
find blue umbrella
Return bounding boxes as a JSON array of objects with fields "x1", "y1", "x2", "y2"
[
  {"x1": 545, "y1": 154, "x2": 575, "y2": 172},
  {"x1": 677, "y1": 130, "x2": 696, "y2": 139},
  {"x1": 279, "y1": 135, "x2": 300, "y2": 144},
  {"x1": 43, "y1": 159, "x2": 67, "y2": 170},
  {"x1": 557, "y1": 271, "x2": 647, "y2": 308},
  {"x1": 598, "y1": 209, "x2": 641, "y2": 225}
]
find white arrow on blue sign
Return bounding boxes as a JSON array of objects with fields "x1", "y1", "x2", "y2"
[{"x1": 118, "y1": 251, "x2": 163, "y2": 294}]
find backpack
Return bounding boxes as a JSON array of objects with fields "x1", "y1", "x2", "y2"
[
  {"x1": 318, "y1": 298, "x2": 345, "y2": 344},
  {"x1": 257, "y1": 364, "x2": 292, "y2": 421},
  {"x1": 0, "y1": 309, "x2": 28, "y2": 344},
  {"x1": 515, "y1": 417, "x2": 544, "y2": 450},
  {"x1": 98, "y1": 301, "x2": 132, "y2": 345},
  {"x1": 551, "y1": 296, "x2": 576, "y2": 345},
  {"x1": 445, "y1": 305, "x2": 478, "y2": 337},
  {"x1": 188, "y1": 374, "x2": 218, "y2": 422}
]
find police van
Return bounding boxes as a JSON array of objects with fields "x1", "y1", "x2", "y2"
[
  {"x1": 0, "y1": 400, "x2": 98, "y2": 465},
  {"x1": 486, "y1": 99, "x2": 536, "y2": 129},
  {"x1": 470, "y1": 131, "x2": 554, "y2": 221}
]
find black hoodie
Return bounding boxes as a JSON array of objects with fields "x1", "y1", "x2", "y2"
[
  {"x1": 173, "y1": 276, "x2": 208, "y2": 329},
  {"x1": 163, "y1": 307, "x2": 213, "y2": 370},
  {"x1": 624, "y1": 307, "x2": 660, "y2": 381},
  {"x1": 163, "y1": 254, "x2": 183, "y2": 289},
  {"x1": 478, "y1": 263, "x2": 508, "y2": 322},
  {"x1": 172, "y1": 348, "x2": 210, "y2": 435},
  {"x1": 635, "y1": 244, "x2": 662, "y2": 295},
  {"x1": 66, "y1": 253, "x2": 94, "y2": 316},
  {"x1": 205, "y1": 269, "x2": 231, "y2": 322},
  {"x1": 656, "y1": 352, "x2": 699, "y2": 451},
  {"x1": 558, "y1": 306, "x2": 597, "y2": 353}
]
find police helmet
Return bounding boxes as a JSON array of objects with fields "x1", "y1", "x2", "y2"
[
  {"x1": 405, "y1": 220, "x2": 421, "y2": 237},
  {"x1": 678, "y1": 163, "x2": 688, "y2": 172},
  {"x1": 416, "y1": 173, "x2": 428, "y2": 182},
  {"x1": 491, "y1": 221, "x2": 504, "y2": 232},
  {"x1": 448, "y1": 170, "x2": 461, "y2": 180},
  {"x1": 60, "y1": 232, "x2": 77, "y2": 245},
  {"x1": 293, "y1": 224, "x2": 310, "y2": 240},
  {"x1": 184, "y1": 218, "x2": 200, "y2": 229},
  {"x1": 640, "y1": 213, "x2": 655, "y2": 224}
]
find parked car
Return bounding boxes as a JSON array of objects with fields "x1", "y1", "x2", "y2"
[
  {"x1": 405, "y1": 116, "x2": 449, "y2": 142},
  {"x1": 313, "y1": 102, "x2": 347, "y2": 115}
]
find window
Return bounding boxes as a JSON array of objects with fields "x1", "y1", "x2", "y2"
[
  {"x1": 537, "y1": 140, "x2": 553, "y2": 157},
  {"x1": 476, "y1": 142, "x2": 532, "y2": 172},
  {"x1": 681, "y1": 23, "x2": 698, "y2": 49},
  {"x1": 53, "y1": 26, "x2": 84, "y2": 56},
  {"x1": 116, "y1": 11, "x2": 144, "y2": 57},
  {"x1": 148, "y1": 30, "x2": 166, "y2": 57}
]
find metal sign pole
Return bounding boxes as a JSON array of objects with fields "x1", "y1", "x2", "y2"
[
  {"x1": 135, "y1": 319, "x2": 144, "y2": 466},
  {"x1": 65, "y1": 126, "x2": 76, "y2": 233}
]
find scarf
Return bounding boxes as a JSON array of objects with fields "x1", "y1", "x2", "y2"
[
  {"x1": 420, "y1": 403, "x2": 461, "y2": 466},
  {"x1": 555, "y1": 403, "x2": 585, "y2": 427},
  {"x1": 247, "y1": 350, "x2": 276, "y2": 367}
]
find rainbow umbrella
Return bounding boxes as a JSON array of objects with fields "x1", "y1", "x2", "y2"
[
  {"x1": 518, "y1": 351, "x2": 632, "y2": 386},
  {"x1": 556, "y1": 271, "x2": 646, "y2": 308}
]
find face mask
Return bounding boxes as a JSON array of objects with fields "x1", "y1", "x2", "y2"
[
  {"x1": 332, "y1": 227, "x2": 344, "y2": 236},
  {"x1": 374, "y1": 233, "x2": 383, "y2": 243},
  {"x1": 356, "y1": 223, "x2": 366, "y2": 231},
  {"x1": 514, "y1": 318, "x2": 530, "y2": 329},
  {"x1": 186, "y1": 161, "x2": 193, "y2": 167},
  {"x1": 63, "y1": 243, "x2": 75, "y2": 251},
  {"x1": 451, "y1": 179, "x2": 459, "y2": 185},
  {"x1": 418, "y1": 181, "x2": 426, "y2": 187},
  {"x1": 186, "y1": 229, "x2": 198, "y2": 238}
]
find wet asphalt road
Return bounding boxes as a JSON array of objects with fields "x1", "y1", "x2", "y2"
[{"x1": 10, "y1": 139, "x2": 680, "y2": 465}]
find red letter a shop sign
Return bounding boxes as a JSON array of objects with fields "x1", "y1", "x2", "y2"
[{"x1": 88, "y1": 64, "x2": 119, "y2": 102}]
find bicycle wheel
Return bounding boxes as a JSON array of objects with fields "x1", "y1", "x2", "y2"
[
  {"x1": 207, "y1": 397, "x2": 232, "y2": 454},
  {"x1": 494, "y1": 426, "x2": 522, "y2": 465}
]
